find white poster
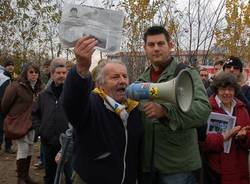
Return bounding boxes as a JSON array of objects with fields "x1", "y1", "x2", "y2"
[
  {"x1": 59, "y1": 3, "x2": 124, "y2": 53},
  {"x1": 206, "y1": 112, "x2": 236, "y2": 153}
]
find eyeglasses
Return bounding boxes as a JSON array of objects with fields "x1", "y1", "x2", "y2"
[
  {"x1": 200, "y1": 74, "x2": 208, "y2": 77},
  {"x1": 28, "y1": 70, "x2": 39, "y2": 74}
]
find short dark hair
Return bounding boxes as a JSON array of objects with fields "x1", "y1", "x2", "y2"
[
  {"x1": 43, "y1": 59, "x2": 52, "y2": 67},
  {"x1": 3, "y1": 58, "x2": 14, "y2": 67},
  {"x1": 143, "y1": 25, "x2": 171, "y2": 43},
  {"x1": 214, "y1": 60, "x2": 224, "y2": 67},
  {"x1": 199, "y1": 67, "x2": 208, "y2": 73},
  {"x1": 70, "y1": 7, "x2": 78, "y2": 13},
  {"x1": 211, "y1": 72, "x2": 240, "y2": 95}
]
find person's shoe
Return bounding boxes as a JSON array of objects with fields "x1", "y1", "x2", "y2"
[
  {"x1": 34, "y1": 164, "x2": 44, "y2": 170},
  {"x1": 5, "y1": 148, "x2": 16, "y2": 154},
  {"x1": 34, "y1": 160, "x2": 42, "y2": 167},
  {"x1": 34, "y1": 161, "x2": 44, "y2": 170}
]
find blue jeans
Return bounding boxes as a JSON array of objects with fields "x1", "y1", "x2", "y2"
[
  {"x1": 141, "y1": 171, "x2": 198, "y2": 184},
  {"x1": 159, "y1": 172, "x2": 198, "y2": 184}
]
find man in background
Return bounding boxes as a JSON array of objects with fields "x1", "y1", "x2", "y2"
[
  {"x1": 40, "y1": 59, "x2": 51, "y2": 86},
  {"x1": 214, "y1": 60, "x2": 224, "y2": 75},
  {"x1": 223, "y1": 56, "x2": 250, "y2": 112},
  {"x1": 0, "y1": 59, "x2": 16, "y2": 154},
  {"x1": 32, "y1": 58, "x2": 71, "y2": 184},
  {"x1": 199, "y1": 68, "x2": 210, "y2": 89}
]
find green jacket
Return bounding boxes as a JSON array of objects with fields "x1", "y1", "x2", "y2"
[{"x1": 137, "y1": 59, "x2": 211, "y2": 174}]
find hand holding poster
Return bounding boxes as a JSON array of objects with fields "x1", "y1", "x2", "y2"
[{"x1": 206, "y1": 112, "x2": 236, "y2": 153}]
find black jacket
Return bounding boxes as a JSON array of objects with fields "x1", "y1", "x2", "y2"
[
  {"x1": 62, "y1": 66, "x2": 144, "y2": 184},
  {"x1": 0, "y1": 70, "x2": 11, "y2": 112},
  {"x1": 32, "y1": 82, "x2": 69, "y2": 145},
  {"x1": 242, "y1": 84, "x2": 250, "y2": 101}
]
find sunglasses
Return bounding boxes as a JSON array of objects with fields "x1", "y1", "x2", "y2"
[
  {"x1": 225, "y1": 65, "x2": 240, "y2": 70},
  {"x1": 28, "y1": 70, "x2": 39, "y2": 74}
]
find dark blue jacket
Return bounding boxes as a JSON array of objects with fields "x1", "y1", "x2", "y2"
[{"x1": 62, "y1": 66, "x2": 143, "y2": 184}]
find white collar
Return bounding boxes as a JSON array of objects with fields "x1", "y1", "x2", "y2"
[{"x1": 215, "y1": 95, "x2": 236, "y2": 116}]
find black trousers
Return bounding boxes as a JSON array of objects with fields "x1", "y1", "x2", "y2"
[
  {"x1": 0, "y1": 112, "x2": 12, "y2": 150},
  {"x1": 43, "y1": 143, "x2": 72, "y2": 184},
  {"x1": 44, "y1": 143, "x2": 61, "y2": 184}
]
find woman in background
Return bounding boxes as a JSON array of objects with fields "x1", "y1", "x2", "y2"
[
  {"x1": 2, "y1": 63, "x2": 42, "y2": 184},
  {"x1": 200, "y1": 72, "x2": 250, "y2": 184}
]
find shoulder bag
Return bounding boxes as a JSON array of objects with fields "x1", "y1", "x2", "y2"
[{"x1": 3, "y1": 105, "x2": 32, "y2": 140}]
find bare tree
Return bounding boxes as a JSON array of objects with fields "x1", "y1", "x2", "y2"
[{"x1": 159, "y1": 0, "x2": 226, "y2": 66}]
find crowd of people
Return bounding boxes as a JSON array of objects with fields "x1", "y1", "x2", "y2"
[{"x1": 0, "y1": 25, "x2": 250, "y2": 184}]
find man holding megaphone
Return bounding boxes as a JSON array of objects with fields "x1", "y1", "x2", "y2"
[{"x1": 134, "y1": 26, "x2": 211, "y2": 184}]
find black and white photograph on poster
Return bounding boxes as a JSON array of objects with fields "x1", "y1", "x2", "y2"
[
  {"x1": 59, "y1": 3, "x2": 124, "y2": 52},
  {"x1": 206, "y1": 112, "x2": 236, "y2": 153},
  {"x1": 208, "y1": 119, "x2": 229, "y2": 133},
  {"x1": 69, "y1": 7, "x2": 80, "y2": 18}
]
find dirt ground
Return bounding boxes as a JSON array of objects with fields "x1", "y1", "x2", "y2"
[{"x1": 0, "y1": 141, "x2": 44, "y2": 184}]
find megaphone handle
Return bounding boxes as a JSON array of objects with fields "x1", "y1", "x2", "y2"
[{"x1": 138, "y1": 100, "x2": 148, "y2": 111}]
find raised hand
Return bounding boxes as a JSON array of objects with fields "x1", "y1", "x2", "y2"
[{"x1": 74, "y1": 36, "x2": 97, "y2": 76}]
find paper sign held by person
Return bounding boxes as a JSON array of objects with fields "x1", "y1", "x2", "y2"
[
  {"x1": 206, "y1": 112, "x2": 236, "y2": 153},
  {"x1": 59, "y1": 3, "x2": 124, "y2": 53}
]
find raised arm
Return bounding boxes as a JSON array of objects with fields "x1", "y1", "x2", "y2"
[{"x1": 62, "y1": 36, "x2": 97, "y2": 129}]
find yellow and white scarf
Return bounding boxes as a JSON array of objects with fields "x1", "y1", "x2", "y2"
[{"x1": 93, "y1": 88, "x2": 139, "y2": 127}]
